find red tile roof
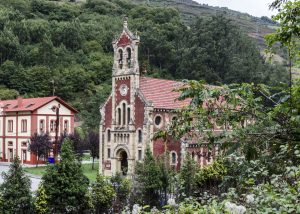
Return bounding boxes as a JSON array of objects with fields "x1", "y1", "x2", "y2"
[
  {"x1": 0, "y1": 96, "x2": 78, "y2": 113},
  {"x1": 139, "y1": 77, "x2": 191, "y2": 109}
]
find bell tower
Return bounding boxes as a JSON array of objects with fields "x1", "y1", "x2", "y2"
[
  {"x1": 100, "y1": 18, "x2": 142, "y2": 177},
  {"x1": 112, "y1": 17, "x2": 140, "y2": 78}
]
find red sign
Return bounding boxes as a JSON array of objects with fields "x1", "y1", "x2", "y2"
[{"x1": 104, "y1": 161, "x2": 111, "y2": 170}]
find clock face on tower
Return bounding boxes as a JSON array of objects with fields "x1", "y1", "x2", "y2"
[{"x1": 119, "y1": 84, "x2": 128, "y2": 96}]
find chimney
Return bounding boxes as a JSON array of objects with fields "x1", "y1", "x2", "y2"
[{"x1": 17, "y1": 97, "x2": 23, "y2": 107}]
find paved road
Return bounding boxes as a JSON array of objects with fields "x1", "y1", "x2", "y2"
[{"x1": 0, "y1": 164, "x2": 41, "y2": 192}]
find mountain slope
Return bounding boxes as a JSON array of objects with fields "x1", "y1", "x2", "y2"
[{"x1": 132, "y1": 0, "x2": 278, "y2": 51}]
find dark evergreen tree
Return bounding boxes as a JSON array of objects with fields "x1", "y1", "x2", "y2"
[
  {"x1": 58, "y1": 130, "x2": 87, "y2": 160},
  {"x1": 179, "y1": 153, "x2": 197, "y2": 199},
  {"x1": 42, "y1": 138, "x2": 89, "y2": 213},
  {"x1": 134, "y1": 146, "x2": 162, "y2": 207},
  {"x1": 0, "y1": 156, "x2": 32, "y2": 213}
]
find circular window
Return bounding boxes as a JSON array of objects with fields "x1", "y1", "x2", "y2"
[{"x1": 154, "y1": 115, "x2": 162, "y2": 126}]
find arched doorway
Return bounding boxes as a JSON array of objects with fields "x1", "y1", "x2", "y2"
[{"x1": 117, "y1": 149, "x2": 128, "y2": 176}]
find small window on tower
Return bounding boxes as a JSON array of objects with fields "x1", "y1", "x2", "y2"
[
  {"x1": 126, "y1": 48, "x2": 131, "y2": 67},
  {"x1": 127, "y1": 108, "x2": 130, "y2": 124},
  {"x1": 107, "y1": 130, "x2": 111, "y2": 142},
  {"x1": 118, "y1": 49, "x2": 123, "y2": 69},
  {"x1": 122, "y1": 103, "x2": 126, "y2": 125},
  {"x1": 118, "y1": 108, "x2": 121, "y2": 125}
]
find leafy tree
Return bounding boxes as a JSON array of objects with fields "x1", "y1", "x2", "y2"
[
  {"x1": 0, "y1": 86, "x2": 19, "y2": 100},
  {"x1": 42, "y1": 138, "x2": 90, "y2": 213},
  {"x1": 0, "y1": 156, "x2": 32, "y2": 213},
  {"x1": 85, "y1": 130, "x2": 99, "y2": 170},
  {"x1": 110, "y1": 173, "x2": 131, "y2": 213},
  {"x1": 29, "y1": 132, "x2": 52, "y2": 167},
  {"x1": 266, "y1": 0, "x2": 300, "y2": 104},
  {"x1": 34, "y1": 184, "x2": 48, "y2": 214},
  {"x1": 90, "y1": 174, "x2": 116, "y2": 214}
]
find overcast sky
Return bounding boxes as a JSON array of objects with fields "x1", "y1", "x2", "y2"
[{"x1": 194, "y1": 0, "x2": 278, "y2": 18}]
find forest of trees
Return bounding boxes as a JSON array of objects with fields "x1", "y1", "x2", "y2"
[
  {"x1": 0, "y1": 0, "x2": 289, "y2": 131},
  {"x1": 0, "y1": 0, "x2": 299, "y2": 213}
]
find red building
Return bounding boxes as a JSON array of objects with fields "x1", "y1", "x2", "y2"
[{"x1": 0, "y1": 96, "x2": 78, "y2": 164}]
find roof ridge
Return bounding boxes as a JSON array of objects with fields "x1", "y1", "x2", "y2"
[
  {"x1": 141, "y1": 76, "x2": 184, "y2": 84},
  {"x1": 0, "y1": 96, "x2": 57, "y2": 102}
]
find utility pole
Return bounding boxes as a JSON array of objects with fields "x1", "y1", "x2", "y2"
[
  {"x1": 50, "y1": 79, "x2": 55, "y2": 96},
  {"x1": 51, "y1": 104, "x2": 60, "y2": 162}
]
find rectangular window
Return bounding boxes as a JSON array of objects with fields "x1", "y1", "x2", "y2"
[
  {"x1": 22, "y1": 150, "x2": 27, "y2": 161},
  {"x1": 107, "y1": 130, "x2": 111, "y2": 142},
  {"x1": 138, "y1": 130, "x2": 142, "y2": 143},
  {"x1": 50, "y1": 120, "x2": 55, "y2": 132},
  {"x1": 8, "y1": 120, "x2": 13, "y2": 132},
  {"x1": 107, "y1": 148, "x2": 111, "y2": 158},
  {"x1": 21, "y1": 142, "x2": 27, "y2": 147},
  {"x1": 138, "y1": 150, "x2": 142, "y2": 160},
  {"x1": 21, "y1": 119, "x2": 27, "y2": 132},
  {"x1": 8, "y1": 141, "x2": 13, "y2": 146},
  {"x1": 40, "y1": 120, "x2": 45, "y2": 132},
  {"x1": 64, "y1": 120, "x2": 68, "y2": 133}
]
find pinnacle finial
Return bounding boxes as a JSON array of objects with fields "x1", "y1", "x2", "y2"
[{"x1": 123, "y1": 16, "x2": 128, "y2": 29}]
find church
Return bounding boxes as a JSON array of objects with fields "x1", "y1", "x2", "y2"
[{"x1": 99, "y1": 19, "x2": 218, "y2": 177}]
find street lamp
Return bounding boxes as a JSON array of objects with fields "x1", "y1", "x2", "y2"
[{"x1": 50, "y1": 104, "x2": 60, "y2": 162}]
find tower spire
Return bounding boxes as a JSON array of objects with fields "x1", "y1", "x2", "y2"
[{"x1": 123, "y1": 16, "x2": 128, "y2": 29}]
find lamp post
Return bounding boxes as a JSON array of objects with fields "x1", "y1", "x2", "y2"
[{"x1": 51, "y1": 104, "x2": 60, "y2": 162}]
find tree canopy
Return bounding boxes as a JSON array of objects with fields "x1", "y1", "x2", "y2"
[{"x1": 0, "y1": 0, "x2": 289, "y2": 130}]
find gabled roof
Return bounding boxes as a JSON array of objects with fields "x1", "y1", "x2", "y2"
[
  {"x1": 139, "y1": 77, "x2": 191, "y2": 109},
  {"x1": 113, "y1": 20, "x2": 139, "y2": 46},
  {"x1": 0, "y1": 96, "x2": 78, "y2": 113}
]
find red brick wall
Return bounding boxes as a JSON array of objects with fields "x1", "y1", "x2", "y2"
[
  {"x1": 104, "y1": 97, "x2": 112, "y2": 129},
  {"x1": 115, "y1": 79, "x2": 131, "y2": 105},
  {"x1": 134, "y1": 95, "x2": 145, "y2": 128},
  {"x1": 153, "y1": 136, "x2": 181, "y2": 170}
]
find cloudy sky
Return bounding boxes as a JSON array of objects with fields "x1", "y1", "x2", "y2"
[{"x1": 194, "y1": 0, "x2": 278, "y2": 17}]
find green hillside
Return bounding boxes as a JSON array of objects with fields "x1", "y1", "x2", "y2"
[
  {"x1": 133, "y1": 0, "x2": 278, "y2": 49},
  {"x1": 0, "y1": 0, "x2": 288, "y2": 130}
]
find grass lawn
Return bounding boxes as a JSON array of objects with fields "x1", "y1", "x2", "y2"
[{"x1": 24, "y1": 162, "x2": 99, "y2": 182}]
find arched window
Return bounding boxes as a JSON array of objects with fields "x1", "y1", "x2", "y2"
[
  {"x1": 118, "y1": 49, "x2": 123, "y2": 69},
  {"x1": 118, "y1": 108, "x2": 121, "y2": 125},
  {"x1": 122, "y1": 103, "x2": 126, "y2": 125},
  {"x1": 127, "y1": 107, "x2": 130, "y2": 124},
  {"x1": 126, "y1": 48, "x2": 131, "y2": 67},
  {"x1": 171, "y1": 152, "x2": 177, "y2": 165},
  {"x1": 138, "y1": 129, "x2": 142, "y2": 143},
  {"x1": 107, "y1": 130, "x2": 111, "y2": 142}
]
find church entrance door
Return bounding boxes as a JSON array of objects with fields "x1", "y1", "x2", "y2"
[{"x1": 117, "y1": 149, "x2": 128, "y2": 176}]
